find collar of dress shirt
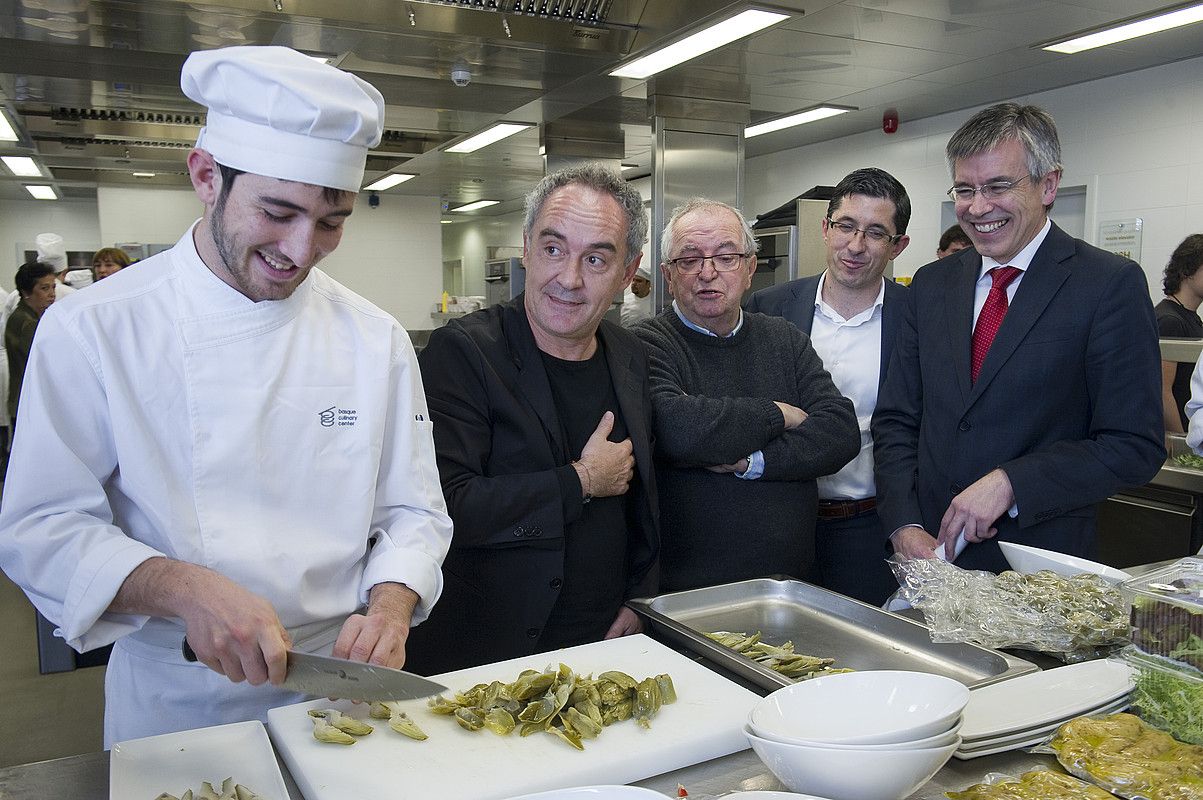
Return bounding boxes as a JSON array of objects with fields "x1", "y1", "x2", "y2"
[
  {"x1": 978, "y1": 217, "x2": 1052, "y2": 279},
  {"x1": 672, "y1": 299, "x2": 743, "y2": 338},
  {"x1": 813, "y1": 270, "x2": 886, "y2": 325}
]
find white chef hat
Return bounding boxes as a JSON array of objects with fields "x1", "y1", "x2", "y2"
[
  {"x1": 181, "y1": 46, "x2": 385, "y2": 192},
  {"x1": 635, "y1": 266, "x2": 651, "y2": 280},
  {"x1": 35, "y1": 232, "x2": 67, "y2": 272}
]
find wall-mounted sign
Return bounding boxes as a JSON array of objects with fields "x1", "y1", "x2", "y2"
[{"x1": 1098, "y1": 218, "x2": 1143, "y2": 262}]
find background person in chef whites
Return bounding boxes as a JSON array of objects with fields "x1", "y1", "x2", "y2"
[
  {"x1": 745, "y1": 168, "x2": 911, "y2": 606},
  {"x1": 406, "y1": 163, "x2": 658, "y2": 675},
  {"x1": 0, "y1": 46, "x2": 453, "y2": 746},
  {"x1": 634, "y1": 198, "x2": 859, "y2": 592},
  {"x1": 872, "y1": 102, "x2": 1165, "y2": 573}
]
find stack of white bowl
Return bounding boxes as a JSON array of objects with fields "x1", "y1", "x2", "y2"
[{"x1": 744, "y1": 671, "x2": 969, "y2": 800}]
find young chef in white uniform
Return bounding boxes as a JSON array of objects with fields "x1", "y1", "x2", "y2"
[{"x1": 0, "y1": 45, "x2": 453, "y2": 746}]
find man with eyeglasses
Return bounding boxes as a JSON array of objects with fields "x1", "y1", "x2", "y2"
[
  {"x1": 873, "y1": 102, "x2": 1164, "y2": 574},
  {"x1": 633, "y1": 197, "x2": 858, "y2": 591},
  {"x1": 745, "y1": 168, "x2": 910, "y2": 605}
]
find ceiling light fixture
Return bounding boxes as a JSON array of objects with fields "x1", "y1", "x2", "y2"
[
  {"x1": 1043, "y1": 2, "x2": 1203, "y2": 53},
  {"x1": 132, "y1": 171, "x2": 156, "y2": 177},
  {"x1": 745, "y1": 105, "x2": 853, "y2": 138},
  {"x1": 610, "y1": 9, "x2": 790, "y2": 80},
  {"x1": 363, "y1": 173, "x2": 417, "y2": 191},
  {"x1": 452, "y1": 200, "x2": 499, "y2": 212},
  {"x1": 25, "y1": 185, "x2": 57, "y2": 200},
  {"x1": 2, "y1": 156, "x2": 42, "y2": 177},
  {"x1": 446, "y1": 123, "x2": 534, "y2": 154},
  {"x1": 0, "y1": 109, "x2": 18, "y2": 142}
]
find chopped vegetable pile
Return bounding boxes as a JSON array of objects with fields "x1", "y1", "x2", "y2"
[{"x1": 703, "y1": 630, "x2": 850, "y2": 680}]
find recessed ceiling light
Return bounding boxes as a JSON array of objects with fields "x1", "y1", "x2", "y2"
[
  {"x1": 363, "y1": 173, "x2": 417, "y2": 191},
  {"x1": 610, "y1": 9, "x2": 789, "y2": 80},
  {"x1": 446, "y1": 123, "x2": 533, "y2": 154},
  {"x1": 0, "y1": 109, "x2": 18, "y2": 142},
  {"x1": 1044, "y1": 3, "x2": 1203, "y2": 53},
  {"x1": 2, "y1": 156, "x2": 41, "y2": 177},
  {"x1": 132, "y1": 171, "x2": 156, "y2": 178},
  {"x1": 25, "y1": 185, "x2": 57, "y2": 200},
  {"x1": 440, "y1": 219, "x2": 453, "y2": 224},
  {"x1": 452, "y1": 200, "x2": 500, "y2": 212},
  {"x1": 745, "y1": 106, "x2": 853, "y2": 138}
]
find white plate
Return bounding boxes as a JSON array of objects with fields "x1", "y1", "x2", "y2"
[
  {"x1": 109, "y1": 720, "x2": 288, "y2": 800},
  {"x1": 998, "y1": 542, "x2": 1131, "y2": 583},
  {"x1": 721, "y1": 793, "x2": 836, "y2": 799},
  {"x1": 503, "y1": 788, "x2": 667, "y2": 799},
  {"x1": 952, "y1": 731, "x2": 1049, "y2": 760},
  {"x1": 958, "y1": 699, "x2": 1129, "y2": 748},
  {"x1": 959, "y1": 660, "x2": 1133, "y2": 741}
]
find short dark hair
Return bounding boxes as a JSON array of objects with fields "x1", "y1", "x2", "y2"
[
  {"x1": 826, "y1": 167, "x2": 911, "y2": 235},
  {"x1": 1163, "y1": 234, "x2": 1203, "y2": 295},
  {"x1": 216, "y1": 162, "x2": 350, "y2": 206},
  {"x1": 15, "y1": 261, "x2": 56, "y2": 296},
  {"x1": 939, "y1": 224, "x2": 972, "y2": 253}
]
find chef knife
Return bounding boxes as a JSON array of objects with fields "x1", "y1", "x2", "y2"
[{"x1": 182, "y1": 639, "x2": 447, "y2": 702}]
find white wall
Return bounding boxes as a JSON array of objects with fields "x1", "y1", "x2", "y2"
[
  {"x1": 746, "y1": 54, "x2": 1203, "y2": 300},
  {"x1": 98, "y1": 186, "x2": 201, "y2": 246},
  {"x1": 0, "y1": 198, "x2": 101, "y2": 290}
]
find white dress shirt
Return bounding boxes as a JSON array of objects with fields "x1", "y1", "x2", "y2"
[{"x1": 972, "y1": 218, "x2": 1052, "y2": 325}]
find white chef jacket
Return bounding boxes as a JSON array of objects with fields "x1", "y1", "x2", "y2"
[
  {"x1": 620, "y1": 287, "x2": 653, "y2": 327},
  {"x1": 0, "y1": 223, "x2": 452, "y2": 745}
]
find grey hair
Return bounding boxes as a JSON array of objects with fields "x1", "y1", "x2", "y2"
[
  {"x1": 946, "y1": 103, "x2": 1063, "y2": 180},
  {"x1": 660, "y1": 197, "x2": 758, "y2": 261},
  {"x1": 523, "y1": 162, "x2": 647, "y2": 265}
]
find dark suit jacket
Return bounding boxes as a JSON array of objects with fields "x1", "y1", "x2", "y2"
[
  {"x1": 872, "y1": 223, "x2": 1166, "y2": 572},
  {"x1": 745, "y1": 273, "x2": 908, "y2": 389},
  {"x1": 406, "y1": 297, "x2": 659, "y2": 674}
]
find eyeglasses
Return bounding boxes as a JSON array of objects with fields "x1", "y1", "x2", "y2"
[
  {"x1": 666, "y1": 252, "x2": 751, "y2": 274},
  {"x1": 825, "y1": 218, "x2": 902, "y2": 246},
  {"x1": 947, "y1": 175, "x2": 1031, "y2": 203}
]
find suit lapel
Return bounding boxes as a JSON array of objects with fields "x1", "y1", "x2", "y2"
[
  {"x1": 968, "y1": 224, "x2": 1073, "y2": 405},
  {"x1": 794, "y1": 276, "x2": 819, "y2": 335},
  {"x1": 945, "y1": 250, "x2": 979, "y2": 404},
  {"x1": 599, "y1": 323, "x2": 653, "y2": 490},
  {"x1": 879, "y1": 279, "x2": 902, "y2": 387},
  {"x1": 501, "y1": 298, "x2": 568, "y2": 460}
]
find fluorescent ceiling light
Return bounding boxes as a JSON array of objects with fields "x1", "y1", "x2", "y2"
[
  {"x1": 610, "y1": 9, "x2": 789, "y2": 79},
  {"x1": 1044, "y1": 3, "x2": 1203, "y2": 53},
  {"x1": 2, "y1": 156, "x2": 41, "y2": 176},
  {"x1": 745, "y1": 106, "x2": 852, "y2": 138},
  {"x1": 440, "y1": 219, "x2": 453, "y2": 224},
  {"x1": 132, "y1": 171, "x2": 156, "y2": 178},
  {"x1": 446, "y1": 123, "x2": 533, "y2": 154},
  {"x1": 363, "y1": 173, "x2": 417, "y2": 191},
  {"x1": 0, "y1": 110, "x2": 17, "y2": 142},
  {"x1": 25, "y1": 185, "x2": 57, "y2": 200},
  {"x1": 452, "y1": 200, "x2": 499, "y2": 212}
]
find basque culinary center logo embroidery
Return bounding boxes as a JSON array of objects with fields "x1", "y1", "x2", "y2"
[{"x1": 320, "y1": 406, "x2": 358, "y2": 428}]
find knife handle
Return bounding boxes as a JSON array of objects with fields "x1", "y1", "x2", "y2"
[{"x1": 181, "y1": 638, "x2": 198, "y2": 662}]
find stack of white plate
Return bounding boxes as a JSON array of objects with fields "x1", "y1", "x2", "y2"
[{"x1": 955, "y1": 659, "x2": 1134, "y2": 759}]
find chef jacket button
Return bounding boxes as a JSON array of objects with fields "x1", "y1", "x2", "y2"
[
  {"x1": 526, "y1": 627, "x2": 539, "y2": 638},
  {"x1": 958, "y1": 420, "x2": 971, "y2": 431},
  {"x1": 550, "y1": 577, "x2": 562, "y2": 589}
]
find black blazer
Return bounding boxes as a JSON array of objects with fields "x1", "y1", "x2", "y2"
[
  {"x1": 745, "y1": 273, "x2": 908, "y2": 389},
  {"x1": 872, "y1": 223, "x2": 1166, "y2": 572},
  {"x1": 406, "y1": 297, "x2": 659, "y2": 674}
]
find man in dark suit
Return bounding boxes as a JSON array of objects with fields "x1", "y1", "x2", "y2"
[
  {"x1": 873, "y1": 103, "x2": 1165, "y2": 574},
  {"x1": 746, "y1": 168, "x2": 910, "y2": 605},
  {"x1": 406, "y1": 163, "x2": 658, "y2": 674}
]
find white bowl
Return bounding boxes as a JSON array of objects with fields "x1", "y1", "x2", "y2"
[
  {"x1": 749, "y1": 670, "x2": 969, "y2": 745},
  {"x1": 752, "y1": 716, "x2": 963, "y2": 751},
  {"x1": 745, "y1": 726, "x2": 957, "y2": 800},
  {"x1": 998, "y1": 542, "x2": 1131, "y2": 583}
]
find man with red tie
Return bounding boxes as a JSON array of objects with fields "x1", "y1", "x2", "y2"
[{"x1": 872, "y1": 102, "x2": 1165, "y2": 573}]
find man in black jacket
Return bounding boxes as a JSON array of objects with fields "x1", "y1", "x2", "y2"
[{"x1": 406, "y1": 164, "x2": 658, "y2": 674}]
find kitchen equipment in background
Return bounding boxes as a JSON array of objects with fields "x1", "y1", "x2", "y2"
[
  {"x1": 484, "y1": 257, "x2": 524, "y2": 307},
  {"x1": 749, "y1": 225, "x2": 798, "y2": 302}
]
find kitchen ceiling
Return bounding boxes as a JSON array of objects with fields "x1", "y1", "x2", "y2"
[{"x1": 1, "y1": 0, "x2": 1201, "y2": 217}]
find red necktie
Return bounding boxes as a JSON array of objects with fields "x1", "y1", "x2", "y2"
[{"x1": 970, "y1": 266, "x2": 1022, "y2": 383}]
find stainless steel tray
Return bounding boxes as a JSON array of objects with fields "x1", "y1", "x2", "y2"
[{"x1": 630, "y1": 578, "x2": 1037, "y2": 691}]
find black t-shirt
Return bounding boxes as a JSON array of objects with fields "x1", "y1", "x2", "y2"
[
  {"x1": 1155, "y1": 298, "x2": 1203, "y2": 429},
  {"x1": 537, "y1": 341, "x2": 633, "y2": 649}
]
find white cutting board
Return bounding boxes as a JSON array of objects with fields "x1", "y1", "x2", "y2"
[{"x1": 267, "y1": 634, "x2": 759, "y2": 800}]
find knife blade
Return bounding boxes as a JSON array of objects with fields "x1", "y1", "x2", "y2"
[{"x1": 181, "y1": 639, "x2": 447, "y2": 702}]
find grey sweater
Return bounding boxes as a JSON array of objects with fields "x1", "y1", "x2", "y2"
[{"x1": 634, "y1": 310, "x2": 859, "y2": 591}]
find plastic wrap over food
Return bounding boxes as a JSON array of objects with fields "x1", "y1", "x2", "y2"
[
  {"x1": 945, "y1": 769, "x2": 1114, "y2": 799},
  {"x1": 1042, "y1": 712, "x2": 1203, "y2": 800},
  {"x1": 889, "y1": 556, "x2": 1128, "y2": 660}
]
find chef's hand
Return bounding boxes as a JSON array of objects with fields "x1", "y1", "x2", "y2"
[
  {"x1": 890, "y1": 525, "x2": 939, "y2": 560},
  {"x1": 574, "y1": 411, "x2": 634, "y2": 498},
  {"x1": 773, "y1": 401, "x2": 808, "y2": 430},
  {"x1": 603, "y1": 606, "x2": 643, "y2": 639},
  {"x1": 333, "y1": 582, "x2": 419, "y2": 670},
  {"x1": 937, "y1": 468, "x2": 1013, "y2": 555},
  {"x1": 705, "y1": 458, "x2": 749, "y2": 474}
]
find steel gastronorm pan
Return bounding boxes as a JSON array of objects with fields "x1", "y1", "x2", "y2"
[{"x1": 629, "y1": 578, "x2": 1037, "y2": 691}]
